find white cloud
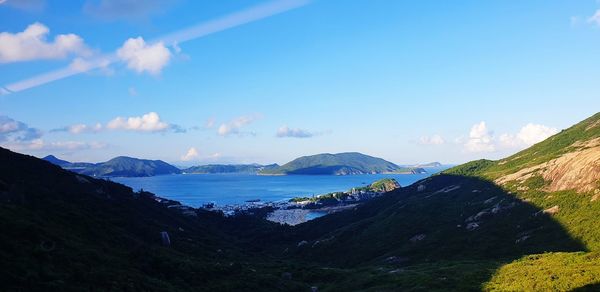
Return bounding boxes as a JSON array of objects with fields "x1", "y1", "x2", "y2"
[
  {"x1": 181, "y1": 147, "x2": 199, "y2": 161},
  {"x1": 464, "y1": 121, "x2": 495, "y2": 153},
  {"x1": 55, "y1": 112, "x2": 184, "y2": 134},
  {"x1": 0, "y1": 22, "x2": 90, "y2": 63},
  {"x1": 107, "y1": 112, "x2": 170, "y2": 132},
  {"x1": 589, "y1": 9, "x2": 600, "y2": 26},
  {"x1": 217, "y1": 114, "x2": 261, "y2": 136},
  {"x1": 499, "y1": 123, "x2": 558, "y2": 148},
  {"x1": 419, "y1": 134, "x2": 445, "y2": 145},
  {"x1": 463, "y1": 121, "x2": 558, "y2": 153},
  {"x1": 117, "y1": 37, "x2": 171, "y2": 75},
  {"x1": 276, "y1": 125, "x2": 315, "y2": 138}
]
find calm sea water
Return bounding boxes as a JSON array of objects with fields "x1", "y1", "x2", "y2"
[{"x1": 112, "y1": 167, "x2": 448, "y2": 207}]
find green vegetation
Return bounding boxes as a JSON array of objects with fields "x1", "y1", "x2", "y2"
[
  {"x1": 260, "y1": 152, "x2": 424, "y2": 175},
  {"x1": 485, "y1": 252, "x2": 600, "y2": 291},
  {"x1": 289, "y1": 178, "x2": 400, "y2": 204}
]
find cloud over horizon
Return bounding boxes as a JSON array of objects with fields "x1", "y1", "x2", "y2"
[
  {"x1": 0, "y1": 115, "x2": 106, "y2": 153},
  {"x1": 418, "y1": 134, "x2": 445, "y2": 145},
  {"x1": 463, "y1": 121, "x2": 558, "y2": 153},
  {"x1": 180, "y1": 147, "x2": 199, "y2": 161},
  {"x1": 218, "y1": 114, "x2": 261, "y2": 136},
  {"x1": 276, "y1": 125, "x2": 317, "y2": 138}
]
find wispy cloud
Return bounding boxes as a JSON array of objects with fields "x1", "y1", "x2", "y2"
[
  {"x1": 589, "y1": 9, "x2": 600, "y2": 26},
  {"x1": 128, "y1": 86, "x2": 138, "y2": 96},
  {"x1": 4, "y1": 139, "x2": 107, "y2": 152},
  {"x1": 276, "y1": 125, "x2": 322, "y2": 138},
  {"x1": 205, "y1": 117, "x2": 216, "y2": 129},
  {"x1": 0, "y1": 22, "x2": 91, "y2": 63},
  {"x1": 51, "y1": 123, "x2": 103, "y2": 134},
  {"x1": 83, "y1": 0, "x2": 174, "y2": 21},
  {"x1": 0, "y1": 0, "x2": 45, "y2": 12},
  {"x1": 418, "y1": 134, "x2": 445, "y2": 145},
  {"x1": 1, "y1": 0, "x2": 310, "y2": 95},
  {"x1": 218, "y1": 114, "x2": 261, "y2": 136}
]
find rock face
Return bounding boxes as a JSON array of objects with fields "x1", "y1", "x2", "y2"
[{"x1": 496, "y1": 137, "x2": 600, "y2": 193}]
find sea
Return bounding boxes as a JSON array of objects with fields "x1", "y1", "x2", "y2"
[{"x1": 111, "y1": 167, "x2": 449, "y2": 207}]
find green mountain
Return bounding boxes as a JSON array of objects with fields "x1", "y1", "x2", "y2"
[
  {"x1": 43, "y1": 155, "x2": 181, "y2": 177},
  {"x1": 183, "y1": 163, "x2": 279, "y2": 174},
  {"x1": 260, "y1": 152, "x2": 425, "y2": 175},
  {"x1": 79, "y1": 156, "x2": 181, "y2": 177}
]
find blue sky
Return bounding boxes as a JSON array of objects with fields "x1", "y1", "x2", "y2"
[{"x1": 1, "y1": 0, "x2": 599, "y2": 166}]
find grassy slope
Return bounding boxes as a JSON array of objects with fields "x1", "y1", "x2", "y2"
[{"x1": 277, "y1": 112, "x2": 600, "y2": 291}]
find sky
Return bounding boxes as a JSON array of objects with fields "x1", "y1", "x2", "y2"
[{"x1": 1, "y1": 0, "x2": 599, "y2": 166}]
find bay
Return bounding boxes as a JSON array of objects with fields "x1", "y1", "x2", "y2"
[{"x1": 112, "y1": 167, "x2": 448, "y2": 207}]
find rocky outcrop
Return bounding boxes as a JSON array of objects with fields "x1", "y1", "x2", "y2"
[{"x1": 496, "y1": 138, "x2": 600, "y2": 193}]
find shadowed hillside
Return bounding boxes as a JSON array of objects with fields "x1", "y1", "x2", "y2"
[{"x1": 0, "y1": 147, "x2": 310, "y2": 291}]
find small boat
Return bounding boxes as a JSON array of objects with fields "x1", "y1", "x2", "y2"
[{"x1": 245, "y1": 199, "x2": 261, "y2": 203}]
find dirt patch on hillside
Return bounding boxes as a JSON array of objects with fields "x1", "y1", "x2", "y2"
[{"x1": 496, "y1": 138, "x2": 600, "y2": 193}]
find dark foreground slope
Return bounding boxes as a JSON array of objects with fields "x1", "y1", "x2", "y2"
[{"x1": 0, "y1": 147, "x2": 311, "y2": 291}]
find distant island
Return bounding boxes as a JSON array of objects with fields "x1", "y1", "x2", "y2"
[
  {"x1": 413, "y1": 161, "x2": 442, "y2": 168},
  {"x1": 183, "y1": 164, "x2": 279, "y2": 174},
  {"x1": 259, "y1": 152, "x2": 426, "y2": 175},
  {"x1": 44, "y1": 152, "x2": 431, "y2": 177}
]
